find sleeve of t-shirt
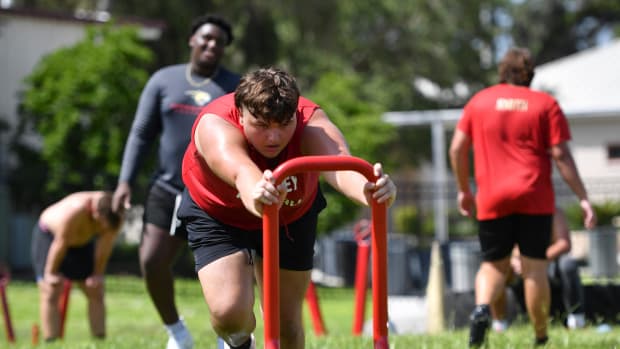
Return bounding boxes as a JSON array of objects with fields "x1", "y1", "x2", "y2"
[
  {"x1": 198, "y1": 93, "x2": 239, "y2": 128},
  {"x1": 118, "y1": 74, "x2": 163, "y2": 184},
  {"x1": 547, "y1": 99, "x2": 571, "y2": 146}
]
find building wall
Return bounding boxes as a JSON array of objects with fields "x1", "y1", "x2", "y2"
[
  {"x1": 569, "y1": 117, "x2": 620, "y2": 180},
  {"x1": 0, "y1": 14, "x2": 87, "y2": 129}
]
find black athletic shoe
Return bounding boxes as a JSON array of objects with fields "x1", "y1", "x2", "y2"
[
  {"x1": 534, "y1": 336, "x2": 548, "y2": 346},
  {"x1": 469, "y1": 304, "x2": 491, "y2": 348}
]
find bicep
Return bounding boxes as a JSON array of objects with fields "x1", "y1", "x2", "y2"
[{"x1": 194, "y1": 115, "x2": 258, "y2": 187}]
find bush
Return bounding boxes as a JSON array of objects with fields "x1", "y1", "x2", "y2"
[{"x1": 563, "y1": 200, "x2": 620, "y2": 230}]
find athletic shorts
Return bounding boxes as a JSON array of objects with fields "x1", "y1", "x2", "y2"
[
  {"x1": 143, "y1": 182, "x2": 188, "y2": 239},
  {"x1": 179, "y1": 188, "x2": 326, "y2": 272},
  {"x1": 478, "y1": 214, "x2": 552, "y2": 261},
  {"x1": 31, "y1": 223, "x2": 95, "y2": 281}
]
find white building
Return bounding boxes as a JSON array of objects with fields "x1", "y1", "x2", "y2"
[{"x1": 0, "y1": 7, "x2": 163, "y2": 268}]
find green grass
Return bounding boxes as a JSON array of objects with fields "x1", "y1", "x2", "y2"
[{"x1": 2, "y1": 275, "x2": 620, "y2": 348}]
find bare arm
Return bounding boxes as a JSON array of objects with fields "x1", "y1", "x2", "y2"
[
  {"x1": 44, "y1": 238, "x2": 68, "y2": 278},
  {"x1": 194, "y1": 115, "x2": 278, "y2": 217},
  {"x1": 449, "y1": 129, "x2": 474, "y2": 216},
  {"x1": 93, "y1": 230, "x2": 119, "y2": 276},
  {"x1": 302, "y1": 109, "x2": 395, "y2": 206},
  {"x1": 551, "y1": 142, "x2": 596, "y2": 229},
  {"x1": 546, "y1": 209, "x2": 571, "y2": 260}
]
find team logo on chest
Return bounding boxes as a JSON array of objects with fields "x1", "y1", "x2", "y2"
[{"x1": 185, "y1": 90, "x2": 212, "y2": 106}]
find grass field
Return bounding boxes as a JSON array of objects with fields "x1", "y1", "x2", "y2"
[{"x1": 2, "y1": 275, "x2": 620, "y2": 348}]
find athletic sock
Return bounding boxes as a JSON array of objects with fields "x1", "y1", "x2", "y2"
[
  {"x1": 165, "y1": 318, "x2": 188, "y2": 337},
  {"x1": 229, "y1": 337, "x2": 252, "y2": 349}
]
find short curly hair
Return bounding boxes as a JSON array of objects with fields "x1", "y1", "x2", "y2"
[
  {"x1": 498, "y1": 47, "x2": 535, "y2": 87},
  {"x1": 234, "y1": 67, "x2": 300, "y2": 124},
  {"x1": 189, "y1": 14, "x2": 233, "y2": 45}
]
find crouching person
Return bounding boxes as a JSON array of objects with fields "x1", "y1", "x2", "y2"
[{"x1": 31, "y1": 191, "x2": 123, "y2": 341}]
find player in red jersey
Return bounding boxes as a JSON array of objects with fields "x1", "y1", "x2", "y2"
[{"x1": 178, "y1": 67, "x2": 396, "y2": 349}]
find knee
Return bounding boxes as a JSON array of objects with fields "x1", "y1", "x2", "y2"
[
  {"x1": 84, "y1": 285, "x2": 104, "y2": 302},
  {"x1": 139, "y1": 251, "x2": 164, "y2": 275},
  {"x1": 210, "y1": 302, "x2": 253, "y2": 334},
  {"x1": 41, "y1": 283, "x2": 62, "y2": 303}
]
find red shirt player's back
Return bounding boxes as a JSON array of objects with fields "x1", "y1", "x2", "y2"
[{"x1": 457, "y1": 84, "x2": 571, "y2": 220}]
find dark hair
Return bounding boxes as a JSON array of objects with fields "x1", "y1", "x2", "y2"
[
  {"x1": 97, "y1": 192, "x2": 123, "y2": 230},
  {"x1": 234, "y1": 67, "x2": 300, "y2": 124},
  {"x1": 189, "y1": 14, "x2": 233, "y2": 45},
  {"x1": 498, "y1": 47, "x2": 535, "y2": 87}
]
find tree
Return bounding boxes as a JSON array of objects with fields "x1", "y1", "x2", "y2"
[
  {"x1": 509, "y1": 0, "x2": 620, "y2": 64},
  {"x1": 307, "y1": 72, "x2": 397, "y2": 233},
  {"x1": 12, "y1": 25, "x2": 152, "y2": 208}
]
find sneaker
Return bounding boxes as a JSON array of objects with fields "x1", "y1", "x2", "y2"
[
  {"x1": 492, "y1": 319, "x2": 509, "y2": 333},
  {"x1": 469, "y1": 305, "x2": 490, "y2": 348},
  {"x1": 217, "y1": 334, "x2": 255, "y2": 349},
  {"x1": 567, "y1": 313, "x2": 585, "y2": 329},
  {"x1": 166, "y1": 328, "x2": 193, "y2": 349}
]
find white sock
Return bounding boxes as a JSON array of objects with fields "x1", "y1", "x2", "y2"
[
  {"x1": 165, "y1": 318, "x2": 188, "y2": 337},
  {"x1": 492, "y1": 319, "x2": 508, "y2": 332},
  {"x1": 567, "y1": 313, "x2": 585, "y2": 329}
]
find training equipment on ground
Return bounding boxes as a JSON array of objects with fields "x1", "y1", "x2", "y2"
[
  {"x1": 262, "y1": 156, "x2": 389, "y2": 349},
  {"x1": 0, "y1": 279, "x2": 15, "y2": 343},
  {"x1": 59, "y1": 279, "x2": 72, "y2": 339}
]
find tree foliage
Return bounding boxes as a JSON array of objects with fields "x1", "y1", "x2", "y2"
[
  {"x1": 13, "y1": 25, "x2": 152, "y2": 208},
  {"x1": 307, "y1": 72, "x2": 396, "y2": 232},
  {"x1": 7, "y1": 0, "x2": 620, "y2": 227}
]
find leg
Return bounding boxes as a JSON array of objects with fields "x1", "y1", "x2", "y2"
[
  {"x1": 475, "y1": 258, "x2": 511, "y2": 305},
  {"x1": 556, "y1": 255, "x2": 585, "y2": 328},
  {"x1": 469, "y1": 258, "x2": 511, "y2": 347},
  {"x1": 521, "y1": 256, "x2": 550, "y2": 339},
  {"x1": 255, "y1": 258, "x2": 310, "y2": 349},
  {"x1": 76, "y1": 280, "x2": 105, "y2": 338},
  {"x1": 556, "y1": 255, "x2": 584, "y2": 314},
  {"x1": 38, "y1": 280, "x2": 63, "y2": 341},
  {"x1": 198, "y1": 250, "x2": 255, "y2": 346},
  {"x1": 140, "y1": 223, "x2": 185, "y2": 325}
]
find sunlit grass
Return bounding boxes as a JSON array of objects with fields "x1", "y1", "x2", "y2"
[{"x1": 2, "y1": 276, "x2": 619, "y2": 348}]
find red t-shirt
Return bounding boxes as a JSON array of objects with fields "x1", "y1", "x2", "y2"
[
  {"x1": 457, "y1": 84, "x2": 571, "y2": 220},
  {"x1": 182, "y1": 93, "x2": 320, "y2": 230}
]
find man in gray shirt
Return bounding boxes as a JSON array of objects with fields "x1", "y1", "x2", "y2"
[{"x1": 112, "y1": 14, "x2": 240, "y2": 349}]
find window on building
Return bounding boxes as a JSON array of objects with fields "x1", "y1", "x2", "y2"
[{"x1": 608, "y1": 144, "x2": 620, "y2": 161}]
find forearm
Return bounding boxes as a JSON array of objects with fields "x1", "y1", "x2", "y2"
[
  {"x1": 235, "y1": 166, "x2": 267, "y2": 217},
  {"x1": 554, "y1": 149, "x2": 588, "y2": 201},
  {"x1": 546, "y1": 240, "x2": 570, "y2": 260},
  {"x1": 119, "y1": 83, "x2": 161, "y2": 183},
  {"x1": 327, "y1": 171, "x2": 369, "y2": 206},
  {"x1": 449, "y1": 131, "x2": 472, "y2": 194},
  {"x1": 44, "y1": 240, "x2": 67, "y2": 275},
  {"x1": 93, "y1": 236, "x2": 117, "y2": 275},
  {"x1": 451, "y1": 152, "x2": 471, "y2": 194}
]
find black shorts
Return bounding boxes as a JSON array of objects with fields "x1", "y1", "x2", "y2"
[
  {"x1": 478, "y1": 214, "x2": 552, "y2": 261},
  {"x1": 143, "y1": 182, "x2": 188, "y2": 239},
  {"x1": 179, "y1": 188, "x2": 326, "y2": 272},
  {"x1": 31, "y1": 223, "x2": 95, "y2": 281}
]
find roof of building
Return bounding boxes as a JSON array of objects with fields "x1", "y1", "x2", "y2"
[
  {"x1": 531, "y1": 39, "x2": 620, "y2": 115},
  {"x1": 384, "y1": 39, "x2": 620, "y2": 126}
]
